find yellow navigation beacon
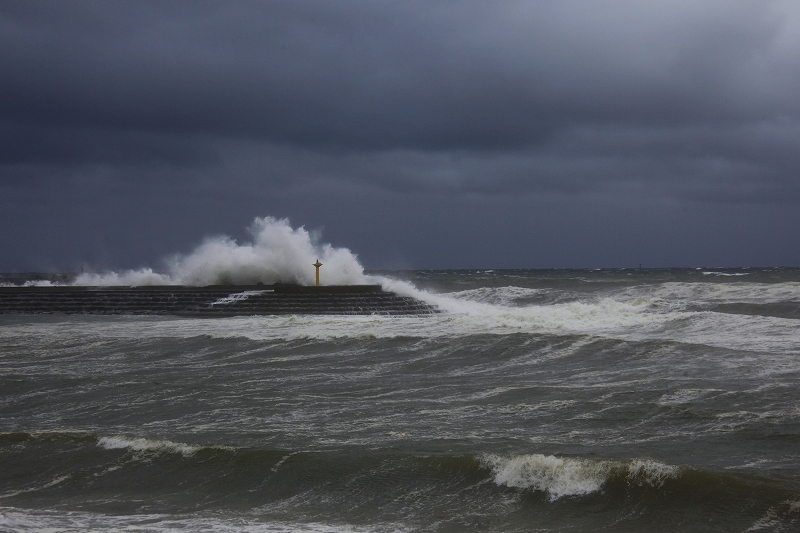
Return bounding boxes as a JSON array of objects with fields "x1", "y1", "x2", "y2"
[{"x1": 313, "y1": 259, "x2": 323, "y2": 286}]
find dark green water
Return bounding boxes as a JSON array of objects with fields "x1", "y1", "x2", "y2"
[{"x1": 2, "y1": 268, "x2": 800, "y2": 532}]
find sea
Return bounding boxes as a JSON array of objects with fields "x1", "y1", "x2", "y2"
[{"x1": 2, "y1": 267, "x2": 800, "y2": 532}]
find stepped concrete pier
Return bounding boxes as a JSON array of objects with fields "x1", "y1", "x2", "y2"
[{"x1": 0, "y1": 285, "x2": 438, "y2": 316}]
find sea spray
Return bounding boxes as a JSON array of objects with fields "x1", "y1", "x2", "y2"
[{"x1": 73, "y1": 217, "x2": 368, "y2": 286}]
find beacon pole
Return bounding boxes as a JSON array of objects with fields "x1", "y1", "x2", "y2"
[{"x1": 313, "y1": 260, "x2": 322, "y2": 286}]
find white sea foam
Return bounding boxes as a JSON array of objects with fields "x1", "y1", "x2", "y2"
[
  {"x1": 383, "y1": 277, "x2": 626, "y2": 315},
  {"x1": 0, "y1": 280, "x2": 61, "y2": 287},
  {"x1": 481, "y1": 454, "x2": 607, "y2": 499},
  {"x1": 211, "y1": 290, "x2": 269, "y2": 306},
  {"x1": 5, "y1": 270, "x2": 800, "y2": 355},
  {"x1": 97, "y1": 436, "x2": 200, "y2": 456},
  {"x1": 618, "y1": 281, "x2": 800, "y2": 308},
  {"x1": 626, "y1": 459, "x2": 681, "y2": 487},
  {"x1": 4, "y1": 294, "x2": 799, "y2": 356},
  {"x1": 73, "y1": 216, "x2": 369, "y2": 287},
  {"x1": 436, "y1": 286, "x2": 548, "y2": 307},
  {"x1": 0, "y1": 475, "x2": 70, "y2": 499},
  {"x1": 377, "y1": 277, "x2": 689, "y2": 335},
  {"x1": 0, "y1": 508, "x2": 406, "y2": 533},
  {"x1": 375, "y1": 280, "x2": 800, "y2": 354},
  {"x1": 481, "y1": 454, "x2": 679, "y2": 500},
  {"x1": 75, "y1": 267, "x2": 173, "y2": 286}
]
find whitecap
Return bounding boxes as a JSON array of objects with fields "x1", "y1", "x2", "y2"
[
  {"x1": 0, "y1": 508, "x2": 406, "y2": 533},
  {"x1": 481, "y1": 454, "x2": 607, "y2": 500},
  {"x1": 97, "y1": 436, "x2": 200, "y2": 456},
  {"x1": 480, "y1": 454, "x2": 679, "y2": 500}
]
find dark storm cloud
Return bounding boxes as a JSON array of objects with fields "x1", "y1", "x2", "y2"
[
  {"x1": 0, "y1": 121, "x2": 217, "y2": 168},
  {"x1": 3, "y1": 1, "x2": 799, "y2": 150},
  {"x1": 2, "y1": 1, "x2": 800, "y2": 271}
]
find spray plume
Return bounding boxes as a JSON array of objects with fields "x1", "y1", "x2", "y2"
[{"x1": 74, "y1": 217, "x2": 368, "y2": 286}]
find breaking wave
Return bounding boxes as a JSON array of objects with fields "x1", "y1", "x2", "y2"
[
  {"x1": 3, "y1": 433, "x2": 682, "y2": 504},
  {"x1": 73, "y1": 216, "x2": 368, "y2": 287},
  {"x1": 5, "y1": 431, "x2": 799, "y2": 531},
  {"x1": 481, "y1": 454, "x2": 680, "y2": 500},
  {"x1": 97, "y1": 436, "x2": 200, "y2": 456}
]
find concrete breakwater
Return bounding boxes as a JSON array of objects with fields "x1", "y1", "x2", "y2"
[{"x1": 0, "y1": 285, "x2": 439, "y2": 316}]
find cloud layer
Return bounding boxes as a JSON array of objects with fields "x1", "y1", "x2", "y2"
[{"x1": 2, "y1": 1, "x2": 799, "y2": 269}]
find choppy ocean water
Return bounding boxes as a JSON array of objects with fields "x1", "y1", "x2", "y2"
[{"x1": 2, "y1": 268, "x2": 800, "y2": 532}]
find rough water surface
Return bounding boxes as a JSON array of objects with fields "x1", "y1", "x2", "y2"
[{"x1": 2, "y1": 268, "x2": 800, "y2": 532}]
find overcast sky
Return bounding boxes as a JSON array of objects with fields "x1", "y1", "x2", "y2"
[{"x1": 2, "y1": 0, "x2": 799, "y2": 271}]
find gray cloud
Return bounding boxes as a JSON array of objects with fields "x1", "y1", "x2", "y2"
[
  {"x1": 1, "y1": 1, "x2": 799, "y2": 270},
  {"x1": 3, "y1": 1, "x2": 799, "y2": 147}
]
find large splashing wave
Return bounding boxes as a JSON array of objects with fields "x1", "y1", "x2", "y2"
[{"x1": 74, "y1": 217, "x2": 368, "y2": 286}]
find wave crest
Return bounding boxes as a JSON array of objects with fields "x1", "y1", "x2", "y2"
[
  {"x1": 481, "y1": 454, "x2": 679, "y2": 500},
  {"x1": 97, "y1": 436, "x2": 200, "y2": 456}
]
